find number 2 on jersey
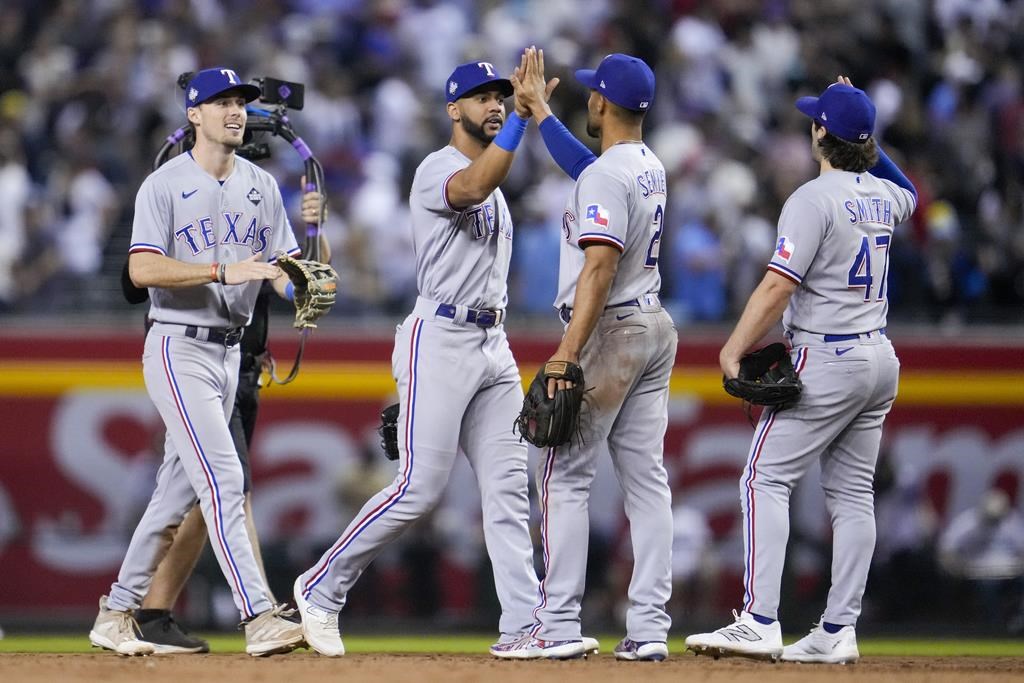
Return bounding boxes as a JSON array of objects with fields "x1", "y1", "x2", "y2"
[
  {"x1": 848, "y1": 234, "x2": 891, "y2": 301},
  {"x1": 644, "y1": 204, "x2": 664, "y2": 269}
]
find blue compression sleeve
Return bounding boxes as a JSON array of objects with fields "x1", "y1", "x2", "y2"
[
  {"x1": 285, "y1": 281, "x2": 295, "y2": 301},
  {"x1": 493, "y1": 111, "x2": 528, "y2": 152},
  {"x1": 869, "y1": 145, "x2": 917, "y2": 201},
  {"x1": 538, "y1": 115, "x2": 597, "y2": 180}
]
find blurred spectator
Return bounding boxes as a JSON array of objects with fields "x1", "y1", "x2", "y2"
[
  {"x1": 867, "y1": 458, "x2": 941, "y2": 623},
  {"x1": 938, "y1": 489, "x2": 1024, "y2": 633},
  {"x1": 51, "y1": 149, "x2": 119, "y2": 308},
  {"x1": 668, "y1": 503, "x2": 716, "y2": 624},
  {"x1": 665, "y1": 217, "x2": 726, "y2": 322},
  {"x1": 0, "y1": 129, "x2": 30, "y2": 310},
  {"x1": 0, "y1": 1, "x2": 1022, "y2": 321}
]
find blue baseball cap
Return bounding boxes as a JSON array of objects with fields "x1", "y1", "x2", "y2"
[
  {"x1": 185, "y1": 67, "x2": 261, "y2": 110},
  {"x1": 445, "y1": 61, "x2": 513, "y2": 103},
  {"x1": 575, "y1": 53, "x2": 655, "y2": 112},
  {"x1": 795, "y1": 83, "x2": 876, "y2": 143}
]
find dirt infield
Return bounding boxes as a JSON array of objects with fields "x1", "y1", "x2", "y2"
[{"x1": 3, "y1": 653, "x2": 1024, "y2": 683}]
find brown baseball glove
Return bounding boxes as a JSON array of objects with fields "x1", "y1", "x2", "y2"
[{"x1": 275, "y1": 251, "x2": 338, "y2": 329}]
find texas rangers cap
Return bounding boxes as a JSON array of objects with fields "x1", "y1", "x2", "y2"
[
  {"x1": 795, "y1": 83, "x2": 876, "y2": 143},
  {"x1": 575, "y1": 53, "x2": 655, "y2": 112},
  {"x1": 185, "y1": 67, "x2": 261, "y2": 110},
  {"x1": 445, "y1": 61, "x2": 513, "y2": 103}
]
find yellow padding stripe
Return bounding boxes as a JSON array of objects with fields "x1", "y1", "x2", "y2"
[{"x1": 0, "y1": 362, "x2": 1021, "y2": 406}]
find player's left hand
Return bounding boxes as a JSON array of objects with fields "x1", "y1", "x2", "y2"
[
  {"x1": 300, "y1": 175, "x2": 326, "y2": 225},
  {"x1": 544, "y1": 350, "x2": 579, "y2": 399},
  {"x1": 512, "y1": 50, "x2": 530, "y2": 119},
  {"x1": 511, "y1": 46, "x2": 560, "y2": 120},
  {"x1": 720, "y1": 351, "x2": 741, "y2": 381}
]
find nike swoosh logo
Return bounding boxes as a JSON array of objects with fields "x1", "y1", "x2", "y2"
[
  {"x1": 835, "y1": 347, "x2": 854, "y2": 356},
  {"x1": 181, "y1": 189, "x2": 199, "y2": 199},
  {"x1": 616, "y1": 313, "x2": 635, "y2": 321}
]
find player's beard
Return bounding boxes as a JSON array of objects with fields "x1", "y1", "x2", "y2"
[
  {"x1": 460, "y1": 116, "x2": 496, "y2": 147},
  {"x1": 586, "y1": 110, "x2": 601, "y2": 138}
]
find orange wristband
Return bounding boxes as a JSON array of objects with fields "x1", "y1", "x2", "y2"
[{"x1": 210, "y1": 262, "x2": 219, "y2": 283}]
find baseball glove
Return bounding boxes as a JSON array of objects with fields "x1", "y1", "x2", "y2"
[
  {"x1": 274, "y1": 251, "x2": 338, "y2": 329},
  {"x1": 378, "y1": 402, "x2": 400, "y2": 461},
  {"x1": 515, "y1": 361, "x2": 585, "y2": 448},
  {"x1": 723, "y1": 342, "x2": 803, "y2": 409}
]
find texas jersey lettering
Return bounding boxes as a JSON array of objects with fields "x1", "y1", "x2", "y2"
[{"x1": 129, "y1": 152, "x2": 299, "y2": 328}]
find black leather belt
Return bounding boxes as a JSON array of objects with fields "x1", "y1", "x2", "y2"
[
  {"x1": 823, "y1": 328, "x2": 886, "y2": 343},
  {"x1": 185, "y1": 325, "x2": 243, "y2": 347},
  {"x1": 435, "y1": 304, "x2": 504, "y2": 328}
]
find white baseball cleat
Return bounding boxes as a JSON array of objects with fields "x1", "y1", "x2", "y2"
[
  {"x1": 89, "y1": 596, "x2": 155, "y2": 656},
  {"x1": 489, "y1": 634, "x2": 588, "y2": 659},
  {"x1": 582, "y1": 636, "x2": 600, "y2": 655},
  {"x1": 244, "y1": 603, "x2": 304, "y2": 657},
  {"x1": 613, "y1": 638, "x2": 668, "y2": 661},
  {"x1": 293, "y1": 578, "x2": 345, "y2": 656},
  {"x1": 684, "y1": 609, "x2": 783, "y2": 661},
  {"x1": 782, "y1": 622, "x2": 859, "y2": 664}
]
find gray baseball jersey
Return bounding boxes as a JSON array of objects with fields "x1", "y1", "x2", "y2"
[
  {"x1": 534, "y1": 141, "x2": 677, "y2": 645},
  {"x1": 409, "y1": 146, "x2": 513, "y2": 309},
  {"x1": 767, "y1": 171, "x2": 915, "y2": 335},
  {"x1": 737, "y1": 168, "x2": 917, "y2": 628},
  {"x1": 555, "y1": 142, "x2": 664, "y2": 309},
  {"x1": 298, "y1": 144, "x2": 539, "y2": 642},
  {"x1": 129, "y1": 152, "x2": 300, "y2": 327},
  {"x1": 107, "y1": 152, "x2": 297, "y2": 621}
]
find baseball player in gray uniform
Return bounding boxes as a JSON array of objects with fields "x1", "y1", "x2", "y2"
[
  {"x1": 293, "y1": 57, "x2": 558, "y2": 658},
  {"x1": 89, "y1": 68, "x2": 305, "y2": 657},
  {"x1": 685, "y1": 77, "x2": 917, "y2": 664},
  {"x1": 494, "y1": 50, "x2": 677, "y2": 661}
]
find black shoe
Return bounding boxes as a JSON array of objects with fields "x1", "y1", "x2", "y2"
[{"x1": 135, "y1": 609, "x2": 209, "y2": 654}]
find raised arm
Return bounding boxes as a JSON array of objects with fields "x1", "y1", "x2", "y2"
[{"x1": 516, "y1": 46, "x2": 596, "y2": 180}]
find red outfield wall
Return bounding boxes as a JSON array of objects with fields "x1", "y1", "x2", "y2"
[{"x1": 0, "y1": 329, "x2": 1021, "y2": 618}]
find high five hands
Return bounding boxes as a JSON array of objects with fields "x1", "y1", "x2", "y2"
[{"x1": 510, "y1": 46, "x2": 560, "y2": 122}]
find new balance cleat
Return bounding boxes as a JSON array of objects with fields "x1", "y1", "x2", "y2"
[{"x1": 684, "y1": 610, "x2": 782, "y2": 661}]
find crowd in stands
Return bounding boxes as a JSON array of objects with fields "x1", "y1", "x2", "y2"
[{"x1": 1, "y1": 0, "x2": 1023, "y2": 326}]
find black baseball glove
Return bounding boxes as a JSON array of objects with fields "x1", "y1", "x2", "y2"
[
  {"x1": 515, "y1": 361, "x2": 585, "y2": 448},
  {"x1": 378, "y1": 402, "x2": 400, "y2": 461},
  {"x1": 723, "y1": 342, "x2": 803, "y2": 409}
]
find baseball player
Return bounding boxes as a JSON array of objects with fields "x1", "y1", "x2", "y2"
[
  {"x1": 89, "y1": 67, "x2": 306, "y2": 657},
  {"x1": 292, "y1": 56, "x2": 544, "y2": 658},
  {"x1": 684, "y1": 77, "x2": 917, "y2": 664},
  {"x1": 120, "y1": 192, "x2": 327, "y2": 654},
  {"x1": 497, "y1": 49, "x2": 677, "y2": 661}
]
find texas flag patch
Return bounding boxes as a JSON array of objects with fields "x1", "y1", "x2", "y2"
[
  {"x1": 775, "y1": 236, "x2": 795, "y2": 262},
  {"x1": 585, "y1": 203, "x2": 610, "y2": 228}
]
